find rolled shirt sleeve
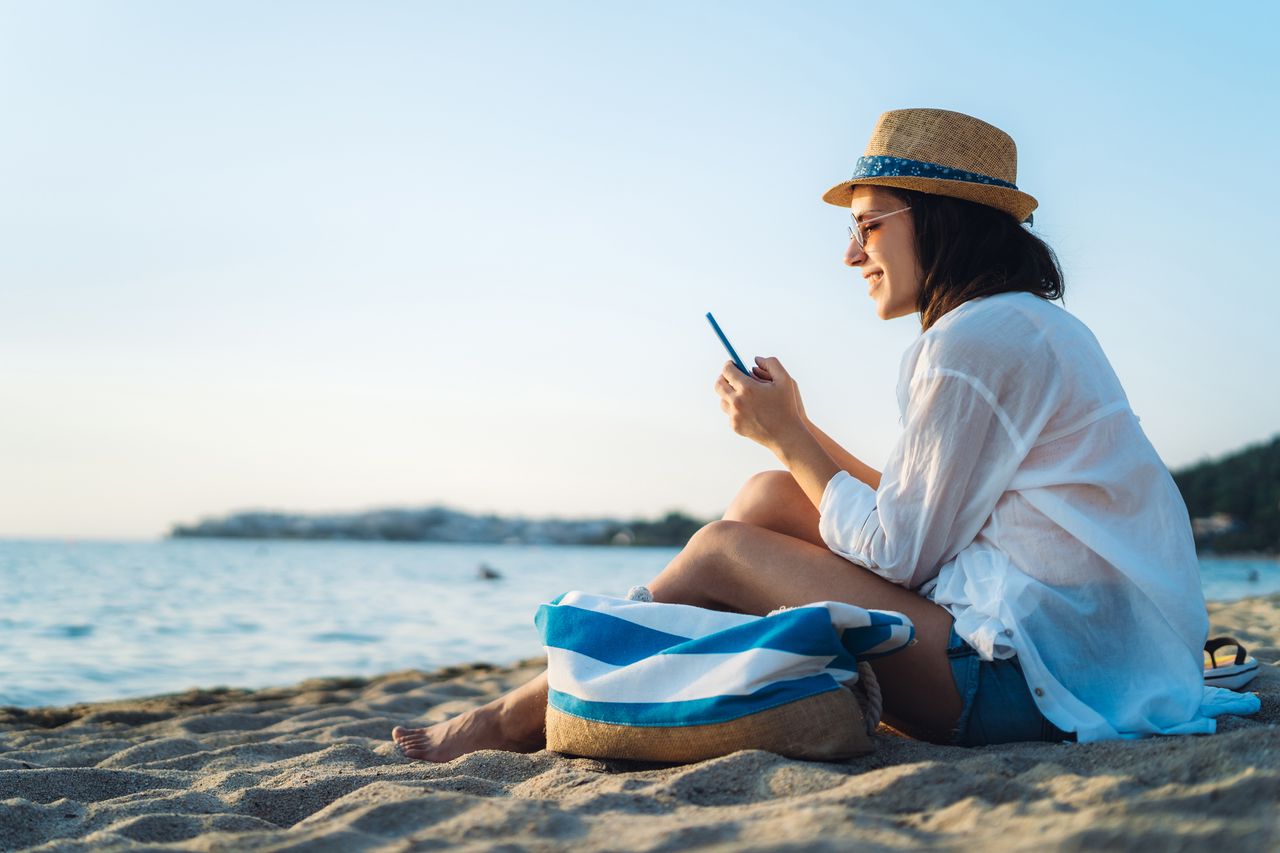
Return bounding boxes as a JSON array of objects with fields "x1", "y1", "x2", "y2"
[{"x1": 818, "y1": 368, "x2": 1027, "y2": 590}]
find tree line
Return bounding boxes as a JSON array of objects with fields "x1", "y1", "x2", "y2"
[{"x1": 1172, "y1": 433, "x2": 1280, "y2": 555}]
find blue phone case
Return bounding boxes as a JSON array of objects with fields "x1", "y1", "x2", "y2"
[{"x1": 706, "y1": 312, "x2": 750, "y2": 376}]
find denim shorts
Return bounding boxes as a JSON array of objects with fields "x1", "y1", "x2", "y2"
[{"x1": 946, "y1": 627, "x2": 1075, "y2": 746}]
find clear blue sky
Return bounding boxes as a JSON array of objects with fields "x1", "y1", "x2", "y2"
[{"x1": 2, "y1": 1, "x2": 1276, "y2": 539}]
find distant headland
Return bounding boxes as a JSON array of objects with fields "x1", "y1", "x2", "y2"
[
  {"x1": 169, "y1": 432, "x2": 1279, "y2": 554},
  {"x1": 169, "y1": 507, "x2": 707, "y2": 547}
]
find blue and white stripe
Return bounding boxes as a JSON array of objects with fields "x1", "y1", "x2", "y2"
[{"x1": 536, "y1": 591, "x2": 914, "y2": 727}]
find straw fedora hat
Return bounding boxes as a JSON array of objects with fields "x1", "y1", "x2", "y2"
[{"x1": 823, "y1": 108, "x2": 1038, "y2": 224}]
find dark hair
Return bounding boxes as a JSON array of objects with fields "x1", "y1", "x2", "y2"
[{"x1": 878, "y1": 188, "x2": 1065, "y2": 332}]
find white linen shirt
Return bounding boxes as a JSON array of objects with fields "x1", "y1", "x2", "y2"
[{"x1": 818, "y1": 291, "x2": 1244, "y2": 742}]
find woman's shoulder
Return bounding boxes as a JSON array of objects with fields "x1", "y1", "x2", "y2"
[
  {"x1": 913, "y1": 292, "x2": 1060, "y2": 369},
  {"x1": 933, "y1": 291, "x2": 1065, "y2": 337},
  {"x1": 895, "y1": 294, "x2": 1087, "y2": 413}
]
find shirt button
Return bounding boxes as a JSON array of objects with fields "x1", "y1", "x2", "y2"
[{"x1": 1034, "y1": 687, "x2": 1045, "y2": 697}]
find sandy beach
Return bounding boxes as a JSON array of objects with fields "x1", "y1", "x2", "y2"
[{"x1": 2, "y1": 595, "x2": 1276, "y2": 852}]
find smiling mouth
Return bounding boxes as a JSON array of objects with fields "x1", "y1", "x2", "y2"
[{"x1": 867, "y1": 271, "x2": 884, "y2": 287}]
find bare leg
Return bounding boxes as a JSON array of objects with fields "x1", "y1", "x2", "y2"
[
  {"x1": 645, "y1": 520, "x2": 960, "y2": 740},
  {"x1": 687, "y1": 469, "x2": 960, "y2": 737},
  {"x1": 393, "y1": 470, "x2": 960, "y2": 758}
]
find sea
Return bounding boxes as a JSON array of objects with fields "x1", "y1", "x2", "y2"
[{"x1": 1, "y1": 539, "x2": 1276, "y2": 709}]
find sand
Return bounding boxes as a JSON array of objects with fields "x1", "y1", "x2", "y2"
[{"x1": 2, "y1": 596, "x2": 1278, "y2": 852}]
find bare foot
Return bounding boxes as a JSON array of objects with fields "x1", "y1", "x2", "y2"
[{"x1": 391, "y1": 703, "x2": 543, "y2": 762}]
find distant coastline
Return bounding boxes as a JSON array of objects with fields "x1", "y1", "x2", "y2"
[
  {"x1": 167, "y1": 432, "x2": 1280, "y2": 554},
  {"x1": 166, "y1": 508, "x2": 1279, "y2": 558},
  {"x1": 1197, "y1": 550, "x2": 1280, "y2": 562},
  {"x1": 169, "y1": 507, "x2": 707, "y2": 547}
]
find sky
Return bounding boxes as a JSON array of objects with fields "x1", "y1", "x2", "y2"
[{"x1": 2, "y1": 1, "x2": 1277, "y2": 540}]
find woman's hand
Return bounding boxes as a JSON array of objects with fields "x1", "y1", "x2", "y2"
[
  {"x1": 750, "y1": 356, "x2": 809, "y2": 426},
  {"x1": 715, "y1": 356, "x2": 809, "y2": 456}
]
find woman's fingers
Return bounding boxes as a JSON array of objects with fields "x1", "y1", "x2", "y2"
[
  {"x1": 719, "y1": 363, "x2": 748, "y2": 394},
  {"x1": 757, "y1": 355, "x2": 788, "y2": 381}
]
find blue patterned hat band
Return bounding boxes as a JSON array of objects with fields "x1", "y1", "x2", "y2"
[
  {"x1": 850, "y1": 155, "x2": 1033, "y2": 226},
  {"x1": 850, "y1": 155, "x2": 1019, "y2": 191}
]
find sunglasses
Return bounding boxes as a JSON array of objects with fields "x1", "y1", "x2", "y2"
[{"x1": 847, "y1": 206, "x2": 911, "y2": 252}]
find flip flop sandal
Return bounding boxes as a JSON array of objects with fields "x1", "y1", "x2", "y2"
[{"x1": 1204, "y1": 636, "x2": 1260, "y2": 690}]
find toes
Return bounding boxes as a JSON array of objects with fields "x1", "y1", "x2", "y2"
[
  {"x1": 395, "y1": 732, "x2": 431, "y2": 747},
  {"x1": 400, "y1": 745, "x2": 437, "y2": 762}
]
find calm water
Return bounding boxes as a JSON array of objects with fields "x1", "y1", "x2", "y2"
[{"x1": 0, "y1": 539, "x2": 1276, "y2": 708}]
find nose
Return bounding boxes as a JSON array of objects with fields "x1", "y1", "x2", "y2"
[{"x1": 844, "y1": 237, "x2": 868, "y2": 268}]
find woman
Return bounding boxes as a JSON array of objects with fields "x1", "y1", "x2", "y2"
[{"x1": 393, "y1": 108, "x2": 1217, "y2": 756}]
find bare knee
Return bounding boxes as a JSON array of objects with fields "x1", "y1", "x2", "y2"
[
  {"x1": 724, "y1": 470, "x2": 799, "y2": 523},
  {"x1": 649, "y1": 520, "x2": 746, "y2": 608},
  {"x1": 723, "y1": 470, "x2": 821, "y2": 544},
  {"x1": 689, "y1": 518, "x2": 747, "y2": 551}
]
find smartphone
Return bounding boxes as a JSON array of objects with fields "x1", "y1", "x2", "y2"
[{"x1": 705, "y1": 312, "x2": 751, "y2": 376}]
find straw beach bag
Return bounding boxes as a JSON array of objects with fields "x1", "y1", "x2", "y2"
[{"x1": 535, "y1": 589, "x2": 915, "y2": 763}]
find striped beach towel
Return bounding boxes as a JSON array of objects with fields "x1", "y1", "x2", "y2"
[{"x1": 535, "y1": 591, "x2": 915, "y2": 762}]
